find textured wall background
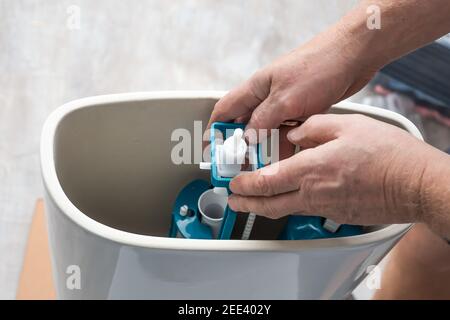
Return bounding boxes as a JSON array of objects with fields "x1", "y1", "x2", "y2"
[{"x1": 0, "y1": 0, "x2": 363, "y2": 298}]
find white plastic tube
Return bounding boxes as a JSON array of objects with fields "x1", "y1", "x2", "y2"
[{"x1": 198, "y1": 189, "x2": 228, "y2": 238}]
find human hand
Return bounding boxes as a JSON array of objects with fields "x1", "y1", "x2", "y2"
[
  {"x1": 228, "y1": 114, "x2": 445, "y2": 227},
  {"x1": 208, "y1": 0, "x2": 450, "y2": 132},
  {"x1": 208, "y1": 28, "x2": 377, "y2": 132}
]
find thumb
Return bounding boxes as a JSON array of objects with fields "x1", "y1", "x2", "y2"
[
  {"x1": 287, "y1": 114, "x2": 344, "y2": 148},
  {"x1": 245, "y1": 95, "x2": 287, "y2": 132},
  {"x1": 230, "y1": 150, "x2": 313, "y2": 197}
]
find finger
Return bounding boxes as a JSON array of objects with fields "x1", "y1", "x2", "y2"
[
  {"x1": 251, "y1": 124, "x2": 297, "y2": 163},
  {"x1": 228, "y1": 191, "x2": 302, "y2": 219},
  {"x1": 230, "y1": 151, "x2": 311, "y2": 197},
  {"x1": 287, "y1": 114, "x2": 345, "y2": 148},
  {"x1": 245, "y1": 95, "x2": 287, "y2": 131},
  {"x1": 234, "y1": 113, "x2": 252, "y2": 124},
  {"x1": 207, "y1": 71, "x2": 270, "y2": 128}
]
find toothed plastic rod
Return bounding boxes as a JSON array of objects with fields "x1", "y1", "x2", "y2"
[
  {"x1": 241, "y1": 213, "x2": 256, "y2": 240},
  {"x1": 241, "y1": 144, "x2": 260, "y2": 240}
]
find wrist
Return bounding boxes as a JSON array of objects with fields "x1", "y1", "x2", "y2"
[{"x1": 418, "y1": 149, "x2": 450, "y2": 238}]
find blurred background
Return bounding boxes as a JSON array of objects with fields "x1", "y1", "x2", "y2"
[{"x1": 1, "y1": 0, "x2": 449, "y2": 299}]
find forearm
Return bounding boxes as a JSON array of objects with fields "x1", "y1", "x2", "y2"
[{"x1": 319, "y1": 0, "x2": 450, "y2": 74}]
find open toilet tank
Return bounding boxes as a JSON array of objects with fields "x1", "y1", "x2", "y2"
[{"x1": 40, "y1": 91, "x2": 421, "y2": 299}]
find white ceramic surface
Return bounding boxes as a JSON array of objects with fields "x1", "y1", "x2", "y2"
[{"x1": 40, "y1": 91, "x2": 421, "y2": 299}]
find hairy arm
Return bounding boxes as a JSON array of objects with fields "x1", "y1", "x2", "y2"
[
  {"x1": 209, "y1": 0, "x2": 450, "y2": 130},
  {"x1": 338, "y1": 0, "x2": 450, "y2": 70}
]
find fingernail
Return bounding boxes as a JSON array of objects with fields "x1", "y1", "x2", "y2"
[
  {"x1": 229, "y1": 178, "x2": 238, "y2": 193},
  {"x1": 243, "y1": 127, "x2": 252, "y2": 142},
  {"x1": 287, "y1": 128, "x2": 299, "y2": 141},
  {"x1": 228, "y1": 195, "x2": 238, "y2": 211}
]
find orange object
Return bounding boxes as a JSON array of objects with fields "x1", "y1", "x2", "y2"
[{"x1": 16, "y1": 199, "x2": 56, "y2": 300}]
